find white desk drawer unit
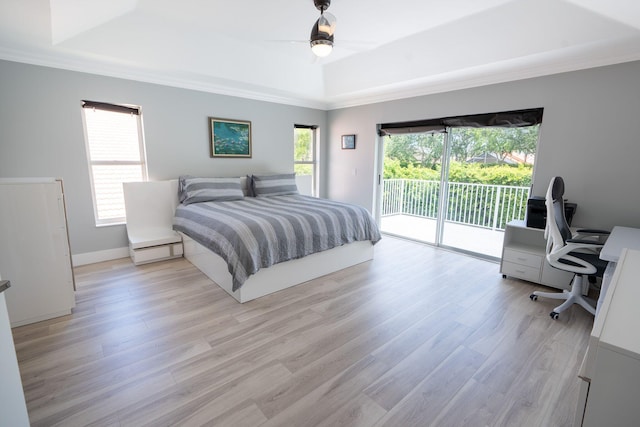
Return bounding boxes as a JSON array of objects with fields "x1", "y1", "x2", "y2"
[
  {"x1": 502, "y1": 248, "x2": 543, "y2": 267},
  {"x1": 500, "y1": 220, "x2": 573, "y2": 290},
  {"x1": 501, "y1": 256, "x2": 541, "y2": 283}
]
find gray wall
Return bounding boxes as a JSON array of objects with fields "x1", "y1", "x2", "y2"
[
  {"x1": 0, "y1": 60, "x2": 327, "y2": 256},
  {"x1": 2, "y1": 58, "x2": 640, "y2": 259},
  {"x1": 327, "y1": 61, "x2": 640, "y2": 231}
]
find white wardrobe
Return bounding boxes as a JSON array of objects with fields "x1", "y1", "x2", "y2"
[{"x1": 0, "y1": 178, "x2": 75, "y2": 327}]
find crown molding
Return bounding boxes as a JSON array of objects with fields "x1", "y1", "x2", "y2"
[
  {"x1": 2, "y1": 41, "x2": 640, "y2": 113},
  {"x1": 0, "y1": 47, "x2": 331, "y2": 110},
  {"x1": 324, "y1": 37, "x2": 640, "y2": 109}
]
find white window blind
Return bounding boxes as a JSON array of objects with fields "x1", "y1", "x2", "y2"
[{"x1": 81, "y1": 101, "x2": 147, "y2": 226}]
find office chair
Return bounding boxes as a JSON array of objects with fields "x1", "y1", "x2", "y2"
[{"x1": 529, "y1": 176, "x2": 609, "y2": 319}]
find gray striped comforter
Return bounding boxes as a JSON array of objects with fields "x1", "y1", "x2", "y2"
[{"x1": 173, "y1": 195, "x2": 381, "y2": 291}]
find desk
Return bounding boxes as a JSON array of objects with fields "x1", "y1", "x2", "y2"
[
  {"x1": 597, "y1": 226, "x2": 640, "y2": 317},
  {"x1": 600, "y1": 226, "x2": 640, "y2": 262},
  {"x1": 574, "y1": 228, "x2": 640, "y2": 426},
  {"x1": 577, "y1": 248, "x2": 640, "y2": 426}
]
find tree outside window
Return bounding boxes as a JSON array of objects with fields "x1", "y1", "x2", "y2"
[{"x1": 294, "y1": 125, "x2": 317, "y2": 196}]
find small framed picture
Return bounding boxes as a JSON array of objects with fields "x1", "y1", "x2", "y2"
[
  {"x1": 341, "y1": 134, "x2": 356, "y2": 150},
  {"x1": 209, "y1": 117, "x2": 252, "y2": 158}
]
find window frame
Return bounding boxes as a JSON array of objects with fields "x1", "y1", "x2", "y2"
[
  {"x1": 294, "y1": 124, "x2": 319, "y2": 196},
  {"x1": 81, "y1": 100, "x2": 148, "y2": 227}
]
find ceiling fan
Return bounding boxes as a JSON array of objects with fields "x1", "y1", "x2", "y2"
[{"x1": 310, "y1": 0, "x2": 337, "y2": 57}]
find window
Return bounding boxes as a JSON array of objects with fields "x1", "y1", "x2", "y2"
[
  {"x1": 81, "y1": 101, "x2": 147, "y2": 226},
  {"x1": 294, "y1": 125, "x2": 318, "y2": 196}
]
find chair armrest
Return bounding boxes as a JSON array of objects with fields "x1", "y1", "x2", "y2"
[
  {"x1": 574, "y1": 229, "x2": 609, "y2": 244},
  {"x1": 550, "y1": 242, "x2": 603, "y2": 275},
  {"x1": 557, "y1": 241, "x2": 604, "y2": 254},
  {"x1": 576, "y1": 228, "x2": 610, "y2": 235},
  {"x1": 558, "y1": 241, "x2": 604, "y2": 257},
  {"x1": 566, "y1": 238, "x2": 605, "y2": 245}
]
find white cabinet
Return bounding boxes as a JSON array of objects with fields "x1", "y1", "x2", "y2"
[
  {"x1": 500, "y1": 220, "x2": 574, "y2": 290},
  {"x1": 0, "y1": 280, "x2": 30, "y2": 426},
  {"x1": 577, "y1": 248, "x2": 640, "y2": 426},
  {"x1": 0, "y1": 178, "x2": 75, "y2": 327}
]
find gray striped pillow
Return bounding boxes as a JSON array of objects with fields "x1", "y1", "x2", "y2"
[
  {"x1": 182, "y1": 177, "x2": 244, "y2": 205},
  {"x1": 252, "y1": 173, "x2": 299, "y2": 197}
]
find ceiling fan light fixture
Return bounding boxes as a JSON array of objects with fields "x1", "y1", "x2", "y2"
[
  {"x1": 309, "y1": 0, "x2": 335, "y2": 57},
  {"x1": 311, "y1": 39, "x2": 333, "y2": 57},
  {"x1": 317, "y1": 15, "x2": 333, "y2": 35},
  {"x1": 314, "y1": 0, "x2": 331, "y2": 12}
]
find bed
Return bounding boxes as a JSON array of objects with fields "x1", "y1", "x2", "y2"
[{"x1": 130, "y1": 176, "x2": 381, "y2": 303}]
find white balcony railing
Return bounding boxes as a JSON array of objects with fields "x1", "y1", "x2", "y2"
[{"x1": 382, "y1": 179, "x2": 530, "y2": 231}]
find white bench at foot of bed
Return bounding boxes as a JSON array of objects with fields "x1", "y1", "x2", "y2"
[{"x1": 180, "y1": 233, "x2": 374, "y2": 303}]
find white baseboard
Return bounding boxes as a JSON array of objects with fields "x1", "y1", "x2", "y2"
[{"x1": 72, "y1": 247, "x2": 129, "y2": 266}]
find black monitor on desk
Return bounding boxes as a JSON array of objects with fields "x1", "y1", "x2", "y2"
[{"x1": 526, "y1": 196, "x2": 576, "y2": 229}]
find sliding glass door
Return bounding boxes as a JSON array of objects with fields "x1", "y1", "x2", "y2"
[
  {"x1": 380, "y1": 132, "x2": 445, "y2": 244},
  {"x1": 439, "y1": 127, "x2": 537, "y2": 258},
  {"x1": 378, "y1": 117, "x2": 539, "y2": 260}
]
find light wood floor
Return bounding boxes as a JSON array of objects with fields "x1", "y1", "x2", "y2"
[{"x1": 13, "y1": 236, "x2": 594, "y2": 427}]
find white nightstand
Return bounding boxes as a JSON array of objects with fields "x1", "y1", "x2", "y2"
[{"x1": 124, "y1": 180, "x2": 183, "y2": 265}]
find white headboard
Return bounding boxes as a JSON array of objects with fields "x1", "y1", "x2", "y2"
[
  {"x1": 123, "y1": 175, "x2": 312, "y2": 234},
  {"x1": 295, "y1": 175, "x2": 312, "y2": 196}
]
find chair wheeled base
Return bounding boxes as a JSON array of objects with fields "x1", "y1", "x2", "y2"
[{"x1": 530, "y1": 273, "x2": 596, "y2": 320}]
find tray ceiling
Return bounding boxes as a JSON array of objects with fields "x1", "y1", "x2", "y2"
[{"x1": 1, "y1": 0, "x2": 639, "y2": 109}]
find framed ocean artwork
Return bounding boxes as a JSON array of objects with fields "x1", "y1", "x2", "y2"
[{"x1": 209, "y1": 117, "x2": 252, "y2": 158}]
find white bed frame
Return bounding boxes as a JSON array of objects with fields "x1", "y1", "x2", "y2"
[
  {"x1": 182, "y1": 234, "x2": 373, "y2": 303},
  {"x1": 125, "y1": 179, "x2": 375, "y2": 303}
]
